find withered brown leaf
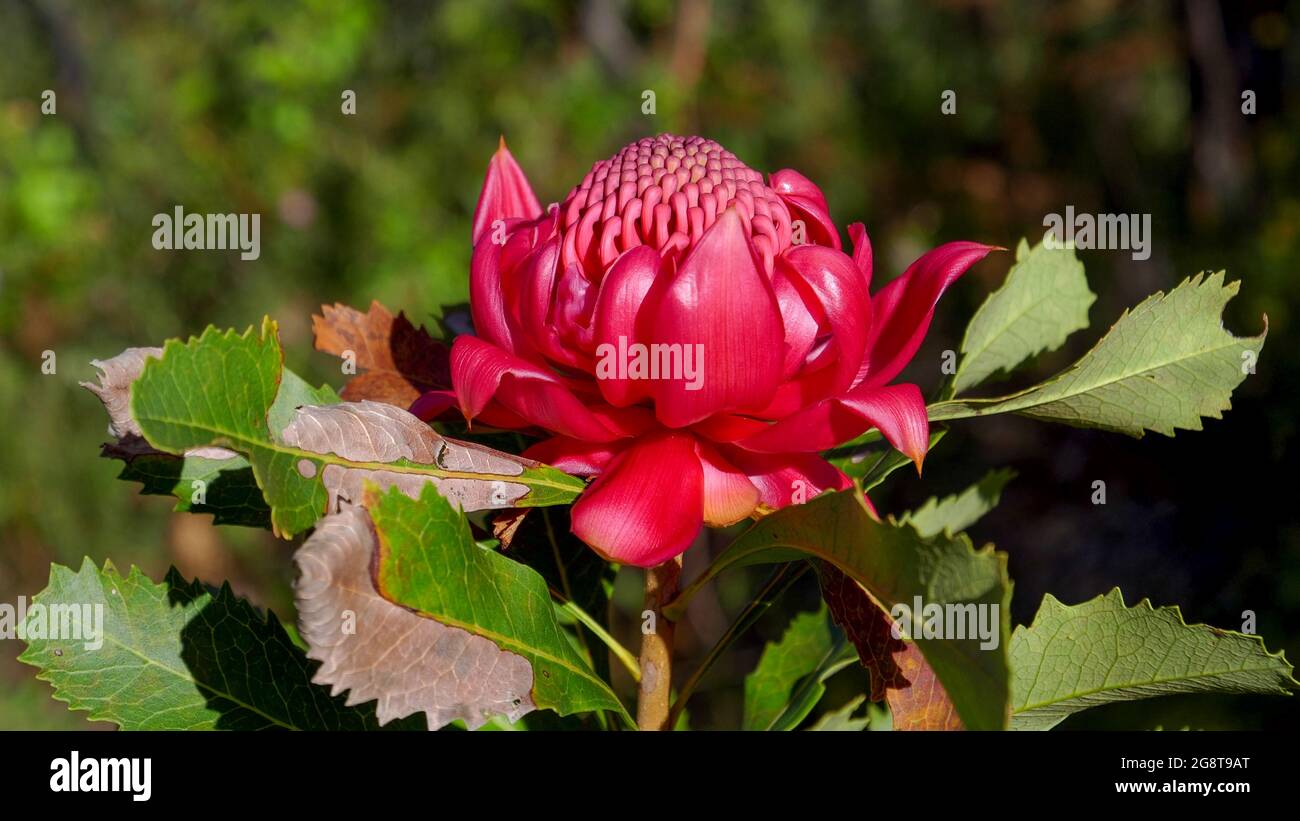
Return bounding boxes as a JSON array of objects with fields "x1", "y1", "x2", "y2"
[
  {"x1": 818, "y1": 564, "x2": 963, "y2": 730},
  {"x1": 294, "y1": 505, "x2": 536, "y2": 730},
  {"x1": 312, "y1": 301, "x2": 451, "y2": 407}
]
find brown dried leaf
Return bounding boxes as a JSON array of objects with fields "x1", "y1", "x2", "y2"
[
  {"x1": 819, "y1": 564, "x2": 964, "y2": 730},
  {"x1": 280, "y1": 400, "x2": 537, "y2": 511},
  {"x1": 313, "y1": 301, "x2": 451, "y2": 407},
  {"x1": 491, "y1": 508, "x2": 530, "y2": 549},
  {"x1": 83, "y1": 347, "x2": 237, "y2": 460},
  {"x1": 294, "y1": 505, "x2": 536, "y2": 730},
  {"x1": 82, "y1": 347, "x2": 162, "y2": 439},
  {"x1": 887, "y1": 643, "x2": 964, "y2": 731}
]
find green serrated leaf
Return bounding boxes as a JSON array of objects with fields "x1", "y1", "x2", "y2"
[
  {"x1": 953, "y1": 238, "x2": 1095, "y2": 395},
  {"x1": 743, "y1": 606, "x2": 833, "y2": 730},
  {"x1": 808, "y1": 695, "x2": 871, "y2": 731},
  {"x1": 129, "y1": 319, "x2": 585, "y2": 536},
  {"x1": 902, "y1": 468, "x2": 1015, "y2": 538},
  {"x1": 110, "y1": 450, "x2": 270, "y2": 527},
  {"x1": 768, "y1": 637, "x2": 859, "y2": 731},
  {"x1": 16, "y1": 559, "x2": 419, "y2": 730},
  {"x1": 930, "y1": 273, "x2": 1266, "y2": 436},
  {"x1": 667, "y1": 491, "x2": 1013, "y2": 730},
  {"x1": 368, "y1": 483, "x2": 630, "y2": 724},
  {"x1": 1010, "y1": 588, "x2": 1298, "y2": 730}
]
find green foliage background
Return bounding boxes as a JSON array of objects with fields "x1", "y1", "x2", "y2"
[{"x1": 1, "y1": 0, "x2": 1297, "y2": 729}]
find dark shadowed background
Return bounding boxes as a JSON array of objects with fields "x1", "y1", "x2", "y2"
[{"x1": 1, "y1": 0, "x2": 1297, "y2": 729}]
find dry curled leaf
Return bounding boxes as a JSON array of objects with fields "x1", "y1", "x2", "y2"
[
  {"x1": 82, "y1": 347, "x2": 162, "y2": 439},
  {"x1": 490, "y1": 508, "x2": 530, "y2": 549},
  {"x1": 294, "y1": 505, "x2": 536, "y2": 730},
  {"x1": 83, "y1": 347, "x2": 237, "y2": 461},
  {"x1": 280, "y1": 400, "x2": 536, "y2": 512},
  {"x1": 313, "y1": 301, "x2": 451, "y2": 407}
]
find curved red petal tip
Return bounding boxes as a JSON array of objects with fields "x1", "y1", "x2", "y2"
[
  {"x1": 471, "y1": 137, "x2": 543, "y2": 245},
  {"x1": 847, "y1": 222, "x2": 873, "y2": 287}
]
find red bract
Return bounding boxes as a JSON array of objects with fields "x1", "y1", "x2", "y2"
[{"x1": 414, "y1": 134, "x2": 995, "y2": 568}]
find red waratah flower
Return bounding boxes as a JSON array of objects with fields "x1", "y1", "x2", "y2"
[{"x1": 412, "y1": 134, "x2": 995, "y2": 568}]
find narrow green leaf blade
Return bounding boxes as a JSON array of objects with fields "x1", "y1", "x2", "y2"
[
  {"x1": 1010, "y1": 589, "x2": 1297, "y2": 730},
  {"x1": 768, "y1": 638, "x2": 859, "y2": 731},
  {"x1": 16, "y1": 559, "x2": 416, "y2": 730},
  {"x1": 953, "y1": 238, "x2": 1095, "y2": 394}
]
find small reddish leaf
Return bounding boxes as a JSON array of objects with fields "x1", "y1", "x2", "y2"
[{"x1": 313, "y1": 301, "x2": 451, "y2": 407}]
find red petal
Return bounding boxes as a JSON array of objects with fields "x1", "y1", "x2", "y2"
[
  {"x1": 508, "y1": 234, "x2": 590, "y2": 370},
  {"x1": 734, "y1": 398, "x2": 864, "y2": 452},
  {"x1": 770, "y1": 260, "x2": 820, "y2": 380},
  {"x1": 586, "y1": 403, "x2": 658, "y2": 438},
  {"x1": 746, "y1": 371, "x2": 839, "y2": 420},
  {"x1": 642, "y1": 208, "x2": 784, "y2": 427},
  {"x1": 592, "y1": 246, "x2": 662, "y2": 407},
  {"x1": 858, "y1": 242, "x2": 996, "y2": 388},
  {"x1": 690, "y1": 413, "x2": 771, "y2": 443},
  {"x1": 469, "y1": 233, "x2": 515, "y2": 354},
  {"x1": 409, "y1": 389, "x2": 457, "y2": 421},
  {"x1": 696, "y1": 440, "x2": 761, "y2": 526},
  {"x1": 571, "y1": 432, "x2": 704, "y2": 567},
  {"x1": 720, "y1": 447, "x2": 851, "y2": 509},
  {"x1": 471, "y1": 137, "x2": 543, "y2": 245},
  {"x1": 450, "y1": 335, "x2": 622, "y2": 442},
  {"x1": 736, "y1": 382, "x2": 930, "y2": 471},
  {"x1": 472, "y1": 401, "x2": 536, "y2": 431},
  {"x1": 848, "y1": 222, "x2": 873, "y2": 291},
  {"x1": 782, "y1": 246, "x2": 871, "y2": 396},
  {"x1": 522, "y1": 436, "x2": 622, "y2": 477},
  {"x1": 839, "y1": 383, "x2": 930, "y2": 472},
  {"x1": 470, "y1": 221, "x2": 545, "y2": 357},
  {"x1": 771, "y1": 169, "x2": 841, "y2": 250}
]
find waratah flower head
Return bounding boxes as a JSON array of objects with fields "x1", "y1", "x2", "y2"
[{"x1": 414, "y1": 134, "x2": 996, "y2": 568}]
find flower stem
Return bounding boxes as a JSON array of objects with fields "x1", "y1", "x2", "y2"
[{"x1": 636, "y1": 558, "x2": 682, "y2": 730}]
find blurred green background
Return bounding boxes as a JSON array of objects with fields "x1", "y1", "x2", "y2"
[{"x1": 2, "y1": 0, "x2": 1297, "y2": 730}]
